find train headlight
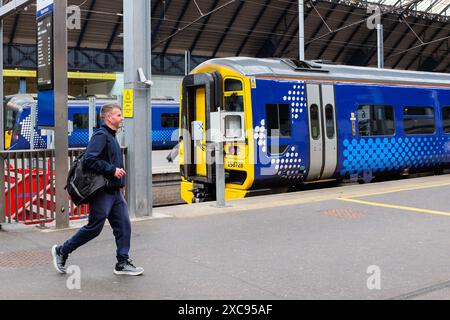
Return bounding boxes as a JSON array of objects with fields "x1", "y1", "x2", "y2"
[
  {"x1": 224, "y1": 115, "x2": 243, "y2": 139},
  {"x1": 228, "y1": 146, "x2": 240, "y2": 156}
]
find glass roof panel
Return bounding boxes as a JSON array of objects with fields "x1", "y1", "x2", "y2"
[{"x1": 367, "y1": 0, "x2": 450, "y2": 16}]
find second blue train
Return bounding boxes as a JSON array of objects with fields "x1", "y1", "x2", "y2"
[{"x1": 4, "y1": 94, "x2": 179, "y2": 150}]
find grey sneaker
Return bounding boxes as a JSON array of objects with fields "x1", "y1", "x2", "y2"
[
  {"x1": 114, "y1": 259, "x2": 144, "y2": 276},
  {"x1": 52, "y1": 245, "x2": 68, "y2": 274}
]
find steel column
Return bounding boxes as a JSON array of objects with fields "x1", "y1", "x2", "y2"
[
  {"x1": 377, "y1": 24, "x2": 384, "y2": 68},
  {"x1": 123, "y1": 0, "x2": 152, "y2": 218},
  {"x1": 298, "y1": 0, "x2": 305, "y2": 61},
  {"x1": 54, "y1": 0, "x2": 69, "y2": 229}
]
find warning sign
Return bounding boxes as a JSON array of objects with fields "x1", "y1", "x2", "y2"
[{"x1": 123, "y1": 89, "x2": 134, "y2": 118}]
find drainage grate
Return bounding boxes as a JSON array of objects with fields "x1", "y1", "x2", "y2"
[
  {"x1": 320, "y1": 209, "x2": 366, "y2": 219},
  {"x1": 0, "y1": 249, "x2": 51, "y2": 269}
]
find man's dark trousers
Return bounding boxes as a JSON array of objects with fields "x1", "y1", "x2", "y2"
[{"x1": 60, "y1": 189, "x2": 131, "y2": 263}]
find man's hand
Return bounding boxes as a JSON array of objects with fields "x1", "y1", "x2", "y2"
[{"x1": 114, "y1": 168, "x2": 127, "y2": 179}]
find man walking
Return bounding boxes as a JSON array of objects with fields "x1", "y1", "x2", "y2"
[{"x1": 52, "y1": 103, "x2": 144, "y2": 276}]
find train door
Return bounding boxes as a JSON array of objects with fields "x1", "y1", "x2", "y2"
[
  {"x1": 181, "y1": 72, "x2": 222, "y2": 183},
  {"x1": 306, "y1": 83, "x2": 337, "y2": 180},
  {"x1": 194, "y1": 87, "x2": 207, "y2": 176}
]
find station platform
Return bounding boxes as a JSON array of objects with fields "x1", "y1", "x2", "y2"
[
  {"x1": 2, "y1": 174, "x2": 450, "y2": 299},
  {"x1": 151, "y1": 150, "x2": 179, "y2": 174}
]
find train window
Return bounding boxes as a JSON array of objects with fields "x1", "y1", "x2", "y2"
[
  {"x1": 5, "y1": 109, "x2": 17, "y2": 130},
  {"x1": 72, "y1": 113, "x2": 89, "y2": 130},
  {"x1": 403, "y1": 107, "x2": 435, "y2": 135},
  {"x1": 225, "y1": 79, "x2": 243, "y2": 92},
  {"x1": 325, "y1": 104, "x2": 335, "y2": 139},
  {"x1": 310, "y1": 104, "x2": 320, "y2": 140},
  {"x1": 225, "y1": 93, "x2": 244, "y2": 112},
  {"x1": 443, "y1": 107, "x2": 450, "y2": 134},
  {"x1": 358, "y1": 105, "x2": 394, "y2": 136},
  {"x1": 266, "y1": 104, "x2": 291, "y2": 137},
  {"x1": 161, "y1": 113, "x2": 179, "y2": 128},
  {"x1": 404, "y1": 107, "x2": 434, "y2": 117}
]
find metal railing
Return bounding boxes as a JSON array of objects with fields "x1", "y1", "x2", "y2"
[{"x1": 1, "y1": 147, "x2": 128, "y2": 228}]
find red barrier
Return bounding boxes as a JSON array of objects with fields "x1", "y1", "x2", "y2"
[{"x1": 3, "y1": 163, "x2": 89, "y2": 225}]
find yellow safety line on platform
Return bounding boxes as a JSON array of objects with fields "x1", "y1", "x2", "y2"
[
  {"x1": 3, "y1": 70, "x2": 116, "y2": 80},
  {"x1": 339, "y1": 198, "x2": 450, "y2": 217}
]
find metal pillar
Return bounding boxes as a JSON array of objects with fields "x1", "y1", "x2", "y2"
[
  {"x1": 30, "y1": 103, "x2": 36, "y2": 150},
  {"x1": 298, "y1": 0, "x2": 305, "y2": 61},
  {"x1": 215, "y1": 142, "x2": 226, "y2": 208},
  {"x1": 377, "y1": 24, "x2": 384, "y2": 69},
  {"x1": 19, "y1": 77, "x2": 26, "y2": 93},
  {"x1": 123, "y1": 0, "x2": 152, "y2": 218},
  {"x1": 185, "y1": 50, "x2": 191, "y2": 75},
  {"x1": 54, "y1": 0, "x2": 69, "y2": 229},
  {"x1": 88, "y1": 96, "x2": 96, "y2": 140}
]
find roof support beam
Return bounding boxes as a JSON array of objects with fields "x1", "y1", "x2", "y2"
[
  {"x1": 345, "y1": 28, "x2": 378, "y2": 65},
  {"x1": 256, "y1": 0, "x2": 294, "y2": 57},
  {"x1": 8, "y1": 12, "x2": 20, "y2": 44},
  {"x1": 152, "y1": 0, "x2": 173, "y2": 46},
  {"x1": 212, "y1": 0, "x2": 245, "y2": 57},
  {"x1": 107, "y1": 10, "x2": 123, "y2": 50},
  {"x1": 160, "y1": 0, "x2": 190, "y2": 55},
  {"x1": 316, "y1": 5, "x2": 356, "y2": 59},
  {"x1": 433, "y1": 33, "x2": 450, "y2": 71},
  {"x1": 0, "y1": 0, "x2": 33, "y2": 20},
  {"x1": 405, "y1": 21, "x2": 447, "y2": 70},
  {"x1": 76, "y1": 0, "x2": 97, "y2": 48},
  {"x1": 333, "y1": 12, "x2": 371, "y2": 63},
  {"x1": 391, "y1": 20, "x2": 433, "y2": 69},
  {"x1": 278, "y1": 5, "x2": 315, "y2": 58},
  {"x1": 236, "y1": 0, "x2": 271, "y2": 56},
  {"x1": 439, "y1": 3, "x2": 450, "y2": 15},
  {"x1": 380, "y1": 16, "x2": 415, "y2": 64},
  {"x1": 152, "y1": 0, "x2": 160, "y2": 14},
  {"x1": 334, "y1": 0, "x2": 404, "y2": 63},
  {"x1": 305, "y1": 2, "x2": 338, "y2": 52},
  {"x1": 189, "y1": 0, "x2": 220, "y2": 53},
  {"x1": 365, "y1": 14, "x2": 407, "y2": 65}
]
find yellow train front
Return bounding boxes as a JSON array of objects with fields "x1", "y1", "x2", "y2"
[
  {"x1": 179, "y1": 58, "x2": 256, "y2": 204},
  {"x1": 179, "y1": 57, "x2": 450, "y2": 204}
]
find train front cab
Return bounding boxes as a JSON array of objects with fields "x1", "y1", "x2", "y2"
[{"x1": 179, "y1": 67, "x2": 255, "y2": 204}]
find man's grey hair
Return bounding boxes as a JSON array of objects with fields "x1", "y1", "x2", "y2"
[{"x1": 100, "y1": 103, "x2": 122, "y2": 121}]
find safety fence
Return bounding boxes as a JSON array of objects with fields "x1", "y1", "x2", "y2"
[{"x1": 1, "y1": 148, "x2": 128, "y2": 227}]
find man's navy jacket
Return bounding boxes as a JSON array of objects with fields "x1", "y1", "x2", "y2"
[{"x1": 83, "y1": 124, "x2": 125, "y2": 189}]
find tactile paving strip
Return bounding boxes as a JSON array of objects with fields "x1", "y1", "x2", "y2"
[
  {"x1": 320, "y1": 209, "x2": 367, "y2": 219},
  {"x1": 0, "y1": 249, "x2": 50, "y2": 269}
]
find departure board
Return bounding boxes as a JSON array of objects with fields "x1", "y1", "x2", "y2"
[{"x1": 37, "y1": 14, "x2": 53, "y2": 89}]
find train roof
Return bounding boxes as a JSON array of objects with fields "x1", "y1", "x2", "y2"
[{"x1": 195, "y1": 57, "x2": 450, "y2": 87}]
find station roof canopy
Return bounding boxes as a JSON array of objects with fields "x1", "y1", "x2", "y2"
[{"x1": 1, "y1": 0, "x2": 449, "y2": 72}]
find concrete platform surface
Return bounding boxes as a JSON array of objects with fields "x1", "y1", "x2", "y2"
[{"x1": 2, "y1": 175, "x2": 450, "y2": 300}]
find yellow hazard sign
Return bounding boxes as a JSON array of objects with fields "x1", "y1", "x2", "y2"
[{"x1": 123, "y1": 89, "x2": 134, "y2": 118}]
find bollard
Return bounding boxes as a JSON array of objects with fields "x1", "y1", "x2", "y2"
[{"x1": 215, "y1": 142, "x2": 226, "y2": 208}]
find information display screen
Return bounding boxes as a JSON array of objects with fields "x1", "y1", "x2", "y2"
[{"x1": 37, "y1": 14, "x2": 53, "y2": 90}]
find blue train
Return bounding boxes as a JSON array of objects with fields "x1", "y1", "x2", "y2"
[
  {"x1": 3, "y1": 94, "x2": 179, "y2": 150},
  {"x1": 179, "y1": 57, "x2": 450, "y2": 203}
]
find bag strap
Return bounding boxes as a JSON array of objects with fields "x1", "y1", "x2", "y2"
[{"x1": 100, "y1": 127, "x2": 115, "y2": 165}]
